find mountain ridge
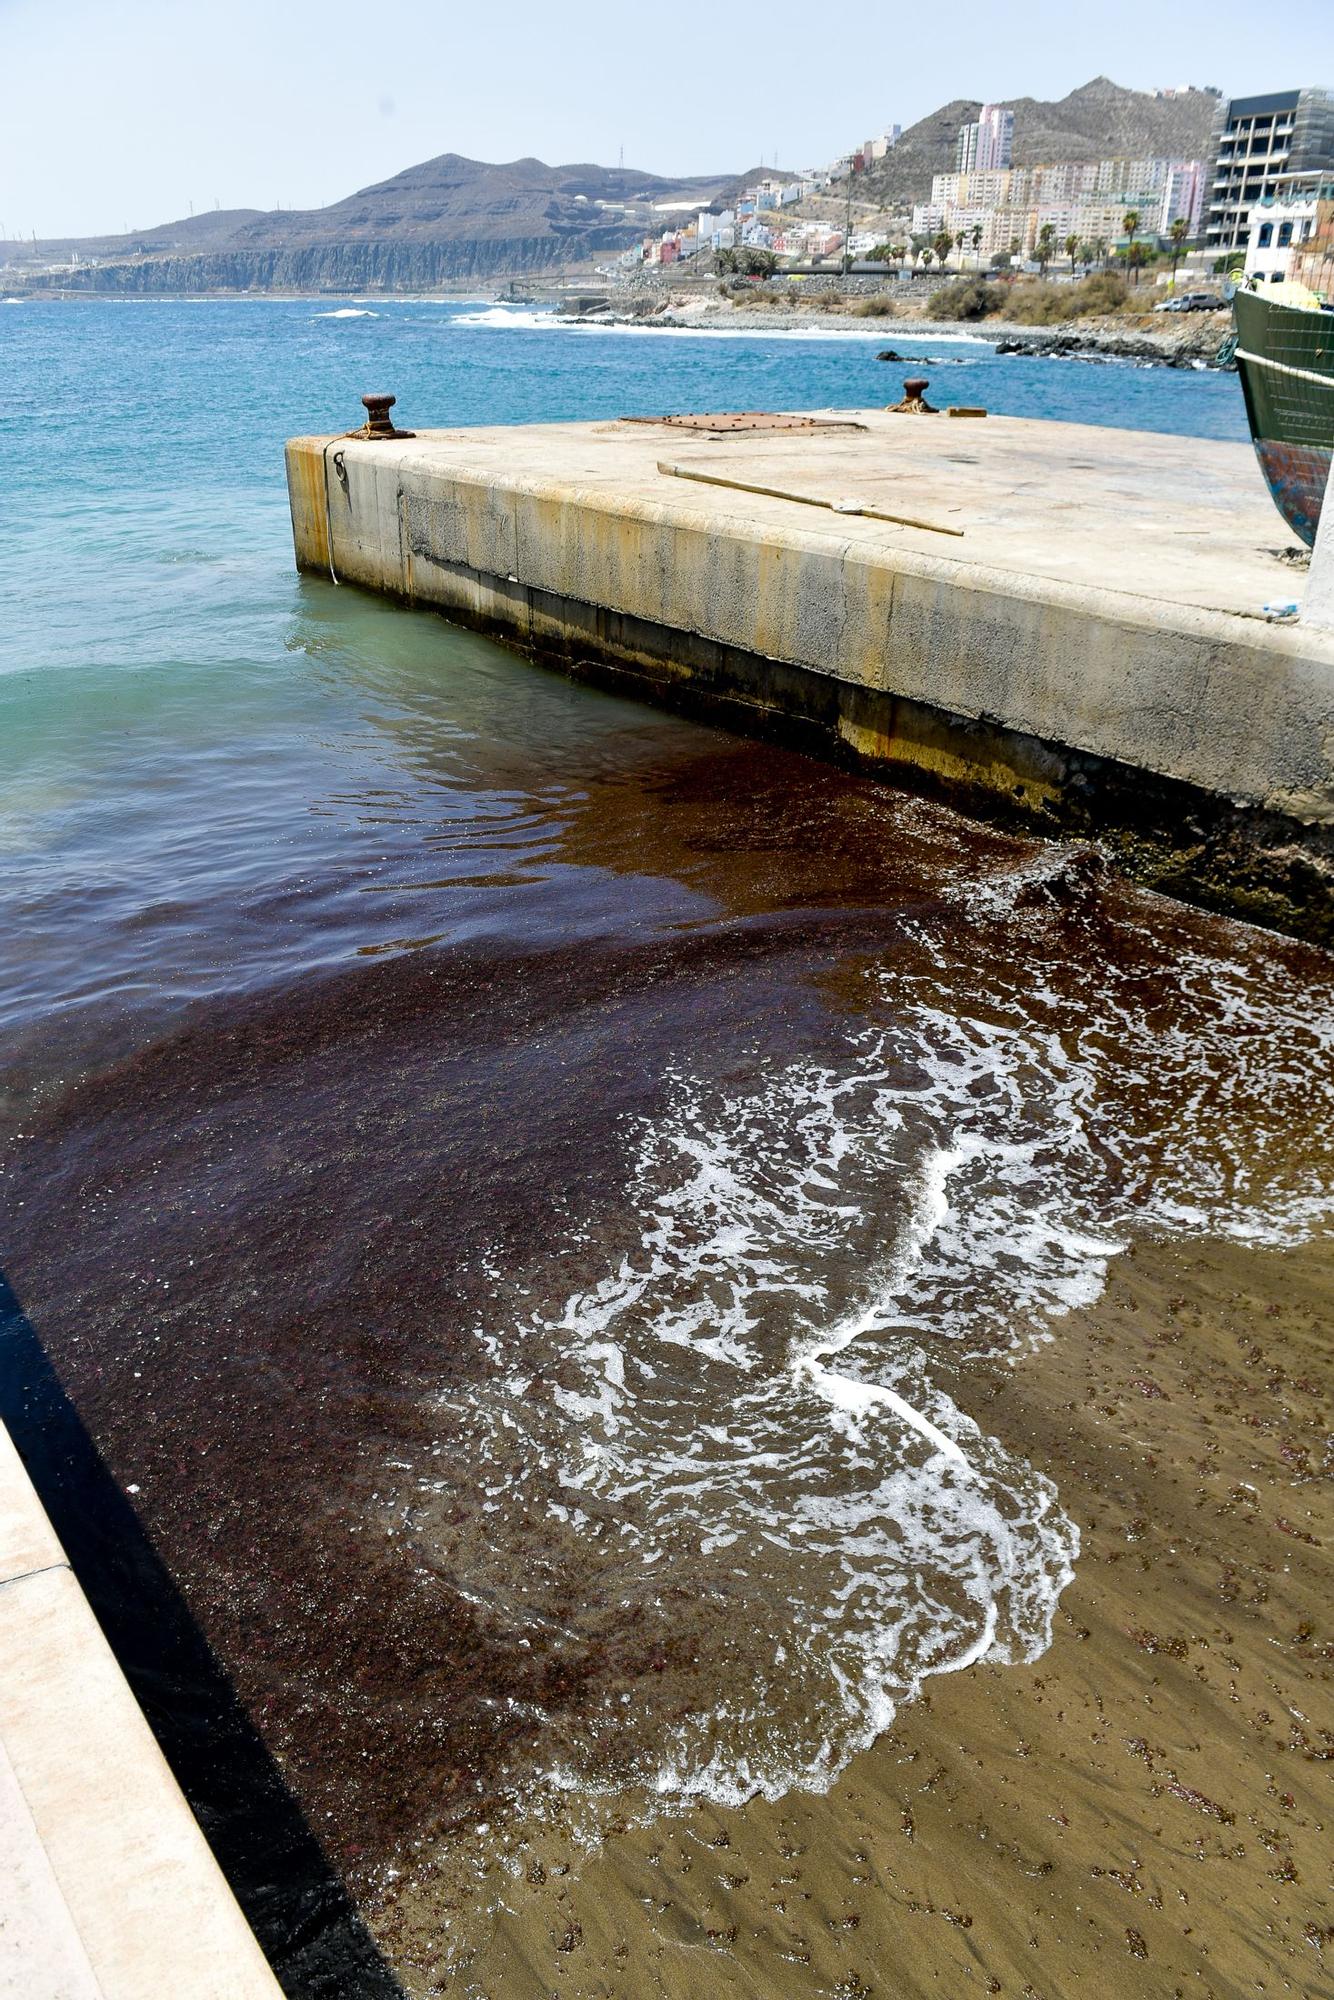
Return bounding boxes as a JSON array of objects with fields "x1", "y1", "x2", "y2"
[
  {"x1": 5, "y1": 154, "x2": 743, "y2": 287},
  {"x1": 859, "y1": 77, "x2": 1219, "y2": 206},
  {"x1": 6, "y1": 82, "x2": 1222, "y2": 293}
]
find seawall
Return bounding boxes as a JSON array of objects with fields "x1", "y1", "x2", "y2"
[{"x1": 286, "y1": 408, "x2": 1334, "y2": 939}]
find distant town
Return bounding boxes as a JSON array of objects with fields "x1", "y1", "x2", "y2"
[
  {"x1": 619, "y1": 84, "x2": 1334, "y2": 297},
  {"x1": 3, "y1": 77, "x2": 1331, "y2": 299}
]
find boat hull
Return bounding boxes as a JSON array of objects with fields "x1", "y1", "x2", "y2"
[{"x1": 1232, "y1": 289, "x2": 1334, "y2": 547}]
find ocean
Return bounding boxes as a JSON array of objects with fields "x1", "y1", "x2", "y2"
[{"x1": 1, "y1": 298, "x2": 1329, "y2": 1997}]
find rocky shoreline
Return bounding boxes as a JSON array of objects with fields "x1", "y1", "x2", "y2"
[
  {"x1": 560, "y1": 295, "x2": 1235, "y2": 369},
  {"x1": 988, "y1": 318, "x2": 1231, "y2": 368}
]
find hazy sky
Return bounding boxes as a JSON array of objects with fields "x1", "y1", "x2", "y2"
[{"x1": 5, "y1": 0, "x2": 1334, "y2": 238}]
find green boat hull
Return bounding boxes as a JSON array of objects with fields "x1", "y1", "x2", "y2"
[{"x1": 1232, "y1": 288, "x2": 1334, "y2": 547}]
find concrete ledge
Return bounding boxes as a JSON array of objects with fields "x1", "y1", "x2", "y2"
[
  {"x1": 0, "y1": 1423, "x2": 281, "y2": 1999},
  {"x1": 286, "y1": 411, "x2": 1334, "y2": 936}
]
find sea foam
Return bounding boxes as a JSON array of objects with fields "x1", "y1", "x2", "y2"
[{"x1": 397, "y1": 870, "x2": 1334, "y2": 1819}]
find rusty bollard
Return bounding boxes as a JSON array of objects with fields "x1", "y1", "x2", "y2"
[
  {"x1": 887, "y1": 377, "x2": 938, "y2": 414},
  {"x1": 346, "y1": 393, "x2": 415, "y2": 440}
]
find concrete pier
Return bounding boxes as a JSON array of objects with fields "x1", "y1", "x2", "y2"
[
  {"x1": 0, "y1": 1421, "x2": 281, "y2": 1999},
  {"x1": 286, "y1": 408, "x2": 1334, "y2": 937}
]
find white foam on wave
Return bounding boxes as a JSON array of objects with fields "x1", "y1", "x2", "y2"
[
  {"x1": 420, "y1": 1031, "x2": 1094, "y2": 1807},
  {"x1": 313, "y1": 307, "x2": 379, "y2": 319},
  {"x1": 448, "y1": 304, "x2": 991, "y2": 345},
  {"x1": 403, "y1": 896, "x2": 1334, "y2": 1820},
  {"x1": 451, "y1": 305, "x2": 556, "y2": 329}
]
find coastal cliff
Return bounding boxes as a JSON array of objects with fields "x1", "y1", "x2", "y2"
[
  {"x1": 44, "y1": 235, "x2": 642, "y2": 293},
  {"x1": 9, "y1": 152, "x2": 743, "y2": 296}
]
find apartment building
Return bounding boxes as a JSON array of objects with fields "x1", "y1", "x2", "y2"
[
  {"x1": 915, "y1": 150, "x2": 1204, "y2": 261},
  {"x1": 1157, "y1": 160, "x2": 1206, "y2": 236},
  {"x1": 957, "y1": 105, "x2": 1014, "y2": 174},
  {"x1": 863, "y1": 126, "x2": 902, "y2": 162},
  {"x1": 1205, "y1": 86, "x2": 1334, "y2": 253},
  {"x1": 929, "y1": 170, "x2": 1013, "y2": 208},
  {"x1": 926, "y1": 157, "x2": 1201, "y2": 230}
]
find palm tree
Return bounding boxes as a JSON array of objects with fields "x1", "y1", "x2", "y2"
[
  {"x1": 890, "y1": 242, "x2": 907, "y2": 272},
  {"x1": 1036, "y1": 222, "x2": 1056, "y2": 277},
  {"x1": 955, "y1": 229, "x2": 968, "y2": 269},
  {"x1": 970, "y1": 222, "x2": 983, "y2": 270},
  {"x1": 1092, "y1": 235, "x2": 1108, "y2": 270},
  {"x1": 1168, "y1": 215, "x2": 1189, "y2": 284},
  {"x1": 920, "y1": 247, "x2": 934, "y2": 272},
  {"x1": 1122, "y1": 208, "x2": 1141, "y2": 277},
  {"x1": 1065, "y1": 232, "x2": 1080, "y2": 277},
  {"x1": 932, "y1": 229, "x2": 954, "y2": 271}
]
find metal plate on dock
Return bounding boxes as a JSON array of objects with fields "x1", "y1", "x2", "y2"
[{"x1": 621, "y1": 412, "x2": 868, "y2": 433}]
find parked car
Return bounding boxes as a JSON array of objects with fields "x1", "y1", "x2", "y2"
[{"x1": 1155, "y1": 292, "x2": 1223, "y2": 313}]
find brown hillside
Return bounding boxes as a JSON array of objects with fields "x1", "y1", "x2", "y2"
[{"x1": 861, "y1": 77, "x2": 1219, "y2": 208}]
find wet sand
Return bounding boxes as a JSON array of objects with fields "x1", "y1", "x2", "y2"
[{"x1": 426, "y1": 1231, "x2": 1332, "y2": 2000}]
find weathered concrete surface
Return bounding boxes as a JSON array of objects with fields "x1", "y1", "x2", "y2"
[
  {"x1": 0, "y1": 1422, "x2": 281, "y2": 1999},
  {"x1": 287, "y1": 410, "x2": 1334, "y2": 932},
  {"x1": 1307, "y1": 465, "x2": 1334, "y2": 633}
]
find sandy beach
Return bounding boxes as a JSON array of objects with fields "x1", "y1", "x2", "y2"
[{"x1": 378, "y1": 1230, "x2": 1332, "y2": 1998}]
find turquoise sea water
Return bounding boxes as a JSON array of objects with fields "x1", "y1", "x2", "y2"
[
  {"x1": 11, "y1": 299, "x2": 1332, "y2": 1997},
  {"x1": 0, "y1": 296, "x2": 1247, "y2": 1095}
]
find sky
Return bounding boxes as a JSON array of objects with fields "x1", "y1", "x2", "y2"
[{"x1": 4, "y1": 0, "x2": 1334, "y2": 239}]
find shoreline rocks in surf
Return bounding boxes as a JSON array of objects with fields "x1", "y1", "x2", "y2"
[{"x1": 551, "y1": 299, "x2": 1234, "y2": 368}]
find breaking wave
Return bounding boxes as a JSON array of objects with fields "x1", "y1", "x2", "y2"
[
  {"x1": 450, "y1": 305, "x2": 557, "y2": 329},
  {"x1": 448, "y1": 303, "x2": 992, "y2": 344},
  {"x1": 399, "y1": 893, "x2": 1334, "y2": 1816}
]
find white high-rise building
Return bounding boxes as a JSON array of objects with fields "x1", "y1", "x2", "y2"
[
  {"x1": 957, "y1": 105, "x2": 1014, "y2": 175},
  {"x1": 1158, "y1": 160, "x2": 1206, "y2": 235}
]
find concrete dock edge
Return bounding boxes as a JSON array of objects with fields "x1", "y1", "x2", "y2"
[
  {"x1": 286, "y1": 411, "x2": 1334, "y2": 941},
  {"x1": 0, "y1": 1419, "x2": 283, "y2": 1999}
]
